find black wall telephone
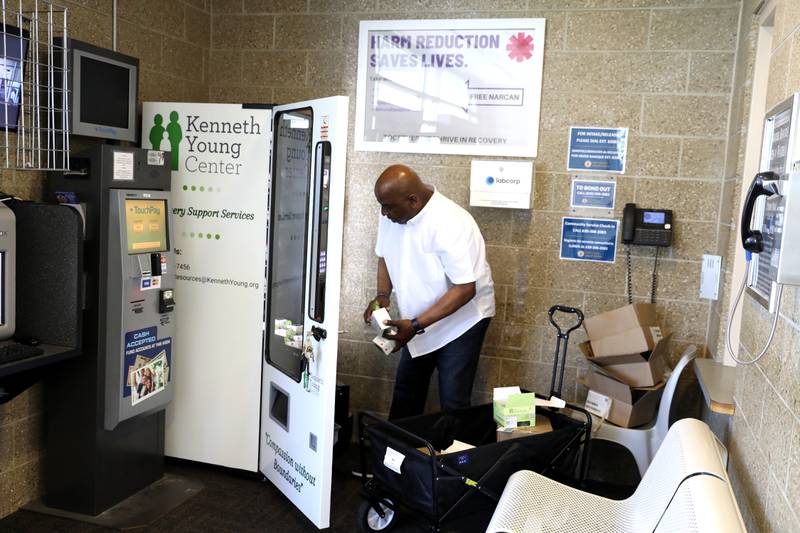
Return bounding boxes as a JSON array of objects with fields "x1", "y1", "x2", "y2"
[
  {"x1": 622, "y1": 203, "x2": 673, "y2": 247},
  {"x1": 621, "y1": 203, "x2": 673, "y2": 305}
]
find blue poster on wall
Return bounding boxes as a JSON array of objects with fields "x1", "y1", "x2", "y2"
[
  {"x1": 567, "y1": 127, "x2": 628, "y2": 173},
  {"x1": 560, "y1": 217, "x2": 618, "y2": 263},
  {"x1": 571, "y1": 179, "x2": 616, "y2": 209}
]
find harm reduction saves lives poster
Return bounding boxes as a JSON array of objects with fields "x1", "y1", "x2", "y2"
[
  {"x1": 141, "y1": 102, "x2": 270, "y2": 471},
  {"x1": 355, "y1": 18, "x2": 545, "y2": 157}
]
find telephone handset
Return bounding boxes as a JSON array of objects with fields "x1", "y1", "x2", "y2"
[
  {"x1": 740, "y1": 171, "x2": 780, "y2": 253},
  {"x1": 621, "y1": 203, "x2": 673, "y2": 247}
]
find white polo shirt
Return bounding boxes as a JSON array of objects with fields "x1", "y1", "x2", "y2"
[{"x1": 375, "y1": 189, "x2": 495, "y2": 357}]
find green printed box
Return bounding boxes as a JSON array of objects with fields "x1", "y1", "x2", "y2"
[{"x1": 493, "y1": 392, "x2": 536, "y2": 428}]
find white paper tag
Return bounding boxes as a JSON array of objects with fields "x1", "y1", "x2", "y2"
[
  {"x1": 147, "y1": 150, "x2": 165, "y2": 166},
  {"x1": 383, "y1": 446, "x2": 405, "y2": 474},
  {"x1": 650, "y1": 326, "x2": 663, "y2": 343},
  {"x1": 585, "y1": 390, "x2": 612, "y2": 418},
  {"x1": 113, "y1": 151, "x2": 134, "y2": 180}
]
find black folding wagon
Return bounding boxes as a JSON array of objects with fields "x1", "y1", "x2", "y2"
[{"x1": 356, "y1": 306, "x2": 591, "y2": 532}]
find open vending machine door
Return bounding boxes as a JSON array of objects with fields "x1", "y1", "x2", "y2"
[{"x1": 259, "y1": 96, "x2": 349, "y2": 529}]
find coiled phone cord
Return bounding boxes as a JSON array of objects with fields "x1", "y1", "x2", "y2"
[
  {"x1": 626, "y1": 245, "x2": 633, "y2": 305},
  {"x1": 725, "y1": 253, "x2": 783, "y2": 365},
  {"x1": 650, "y1": 246, "x2": 660, "y2": 304}
]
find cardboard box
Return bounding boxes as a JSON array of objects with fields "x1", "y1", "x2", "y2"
[
  {"x1": 496, "y1": 416, "x2": 553, "y2": 441},
  {"x1": 587, "y1": 366, "x2": 665, "y2": 428},
  {"x1": 578, "y1": 335, "x2": 671, "y2": 388},
  {"x1": 589, "y1": 325, "x2": 664, "y2": 357},
  {"x1": 583, "y1": 303, "x2": 659, "y2": 340}
]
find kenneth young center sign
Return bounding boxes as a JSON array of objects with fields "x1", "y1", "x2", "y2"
[{"x1": 355, "y1": 18, "x2": 546, "y2": 157}]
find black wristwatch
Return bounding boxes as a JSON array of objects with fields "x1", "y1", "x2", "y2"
[{"x1": 411, "y1": 318, "x2": 425, "y2": 335}]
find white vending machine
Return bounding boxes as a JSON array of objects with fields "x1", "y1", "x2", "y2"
[{"x1": 141, "y1": 96, "x2": 349, "y2": 529}]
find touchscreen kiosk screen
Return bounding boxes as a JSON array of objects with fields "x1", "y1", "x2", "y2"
[{"x1": 125, "y1": 199, "x2": 168, "y2": 254}]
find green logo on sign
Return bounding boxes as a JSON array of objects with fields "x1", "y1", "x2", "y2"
[{"x1": 149, "y1": 110, "x2": 183, "y2": 171}]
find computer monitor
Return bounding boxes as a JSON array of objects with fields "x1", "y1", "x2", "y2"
[
  {"x1": 0, "y1": 203, "x2": 15, "y2": 340},
  {"x1": 55, "y1": 38, "x2": 139, "y2": 142},
  {"x1": 124, "y1": 199, "x2": 169, "y2": 254},
  {"x1": 0, "y1": 24, "x2": 29, "y2": 132}
]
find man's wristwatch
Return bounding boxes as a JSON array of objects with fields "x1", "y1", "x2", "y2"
[{"x1": 411, "y1": 318, "x2": 425, "y2": 335}]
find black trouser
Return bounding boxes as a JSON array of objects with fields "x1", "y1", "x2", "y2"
[{"x1": 388, "y1": 318, "x2": 491, "y2": 420}]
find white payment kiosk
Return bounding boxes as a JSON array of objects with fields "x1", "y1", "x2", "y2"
[{"x1": 141, "y1": 97, "x2": 348, "y2": 529}]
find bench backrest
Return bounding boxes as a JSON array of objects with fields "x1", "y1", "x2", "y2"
[
  {"x1": 626, "y1": 418, "x2": 741, "y2": 530},
  {"x1": 655, "y1": 474, "x2": 746, "y2": 532}
]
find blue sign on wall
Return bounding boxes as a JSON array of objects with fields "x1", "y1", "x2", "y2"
[
  {"x1": 567, "y1": 127, "x2": 628, "y2": 173},
  {"x1": 571, "y1": 179, "x2": 616, "y2": 209},
  {"x1": 560, "y1": 217, "x2": 619, "y2": 263}
]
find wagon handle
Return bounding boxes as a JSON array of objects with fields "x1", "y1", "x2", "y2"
[
  {"x1": 548, "y1": 305, "x2": 584, "y2": 398},
  {"x1": 548, "y1": 305, "x2": 584, "y2": 337}
]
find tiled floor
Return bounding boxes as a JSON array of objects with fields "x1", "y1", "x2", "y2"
[{"x1": 0, "y1": 441, "x2": 638, "y2": 533}]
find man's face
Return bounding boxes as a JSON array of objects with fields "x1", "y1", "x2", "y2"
[{"x1": 376, "y1": 189, "x2": 416, "y2": 224}]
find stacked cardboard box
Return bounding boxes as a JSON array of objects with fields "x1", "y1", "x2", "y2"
[{"x1": 580, "y1": 304, "x2": 670, "y2": 428}]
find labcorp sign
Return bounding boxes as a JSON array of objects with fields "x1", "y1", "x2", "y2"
[{"x1": 470, "y1": 159, "x2": 533, "y2": 209}]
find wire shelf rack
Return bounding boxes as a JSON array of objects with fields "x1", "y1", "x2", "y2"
[{"x1": 0, "y1": 0, "x2": 69, "y2": 171}]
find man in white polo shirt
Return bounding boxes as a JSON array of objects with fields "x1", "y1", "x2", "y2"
[{"x1": 363, "y1": 164, "x2": 495, "y2": 420}]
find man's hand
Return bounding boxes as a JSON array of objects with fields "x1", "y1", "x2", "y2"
[
  {"x1": 383, "y1": 319, "x2": 415, "y2": 352},
  {"x1": 363, "y1": 294, "x2": 391, "y2": 323}
]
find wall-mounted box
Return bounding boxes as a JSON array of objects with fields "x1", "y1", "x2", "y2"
[{"x1": 470, "y1": 160, "x2": 533, "y2": 209}]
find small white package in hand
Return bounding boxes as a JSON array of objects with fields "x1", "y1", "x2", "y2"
[
  {"x1": 370, "y1": 307, "x2": 397, "y2": 354},
  {"x1": 372, "y1": 334, "x2": 396, "y2": 355}
]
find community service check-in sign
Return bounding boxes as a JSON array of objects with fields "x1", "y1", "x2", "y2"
[{"x1": 355, "y1": 19, "x2": 545, "y2": 157}]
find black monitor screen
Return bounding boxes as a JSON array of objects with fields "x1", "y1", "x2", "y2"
[
  {"x1": 0, "y1": 27, "x2": 28, "y2": 131},
  {"x1": 79, "y1": 56, "x2": 130, "y2": 129}
]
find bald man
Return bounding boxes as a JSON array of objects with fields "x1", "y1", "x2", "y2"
[{"x1": 364, "y1": 165, "x2": 495, "y2": 420}]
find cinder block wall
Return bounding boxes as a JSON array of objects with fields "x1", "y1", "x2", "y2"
[
  {"x1": 721, "y1": 0, "x2": 800, "y2": 530},
  {"x1": 9, "y1": 0, "x2": 784, "y2": 525},
  {"x1": 207, "y1": 0, "x2": 739, "y2": 413},
  {"x1": 0, "y1": 0, "x2": 209, "y2": 518}
]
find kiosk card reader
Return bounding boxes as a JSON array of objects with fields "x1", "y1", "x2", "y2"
[{"x1": 44, "y1": 145, "x2": 176, "y2": 515}]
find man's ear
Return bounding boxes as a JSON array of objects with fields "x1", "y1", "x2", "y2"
[{"x1": 407, "y1": 193, "x2": 418, "y2": 206}]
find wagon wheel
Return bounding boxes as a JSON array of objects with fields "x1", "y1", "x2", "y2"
[{"x1": 357, "y1": 497, "x2": 397, "y2": 532}]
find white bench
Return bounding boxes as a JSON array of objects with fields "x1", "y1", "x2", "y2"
[{"x1": 486, "y1": 418, "x2": 745, "y2": 533}]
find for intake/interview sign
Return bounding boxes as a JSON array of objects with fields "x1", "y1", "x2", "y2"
[
  {"x1": 560, "y1": 217, "x2": 618, "y2": 263},
  {"x1": 567, "y1": 127, "x2": 628, "y2": 173}
]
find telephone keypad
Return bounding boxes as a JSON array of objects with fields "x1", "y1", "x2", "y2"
[{"x1": 634, "y1": 228, "x2": 672, "y2": 247}]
